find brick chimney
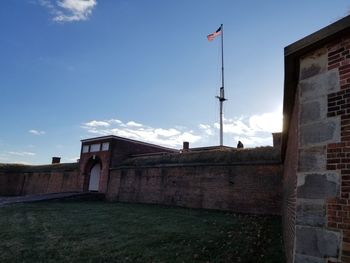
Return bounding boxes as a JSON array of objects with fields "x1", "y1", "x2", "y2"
[
  {"x1": 52, "y1": 157, "x2": 61, "y2": 164},
  {"x1": 183, "y1": 141, "x2": 189, "y2": 152}
]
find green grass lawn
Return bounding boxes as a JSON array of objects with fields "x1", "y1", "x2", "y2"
[{"x1": 0, "y1": 201, "x2": 284, "y2": 263}]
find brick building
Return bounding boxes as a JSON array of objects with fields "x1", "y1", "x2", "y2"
[
  {"x1": 282, "y1": 14, "x2": 350, "y2": 263},
  {"x1": 78, "y1": 135, "x2": 177, "y2": 193}
]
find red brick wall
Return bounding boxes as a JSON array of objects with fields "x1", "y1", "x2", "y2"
[
  {"x1": 0, "y1": 172, "x2": 24, "y2": 195},
  {"x1": 0, "y1": 164, "x2": 80, "y2": 196},
  {"x1": 326, "y1": 36, "x2": 350, "y2": 263},
  {"x1": 282, "y1": 90, "x2": 299, "y2": 263},
  {"x1": 106, "y1": 163, "x2": 282, "y2": 215},
  {"x1": 109, "y1": 139, "x2": 176, "y2": 167}
]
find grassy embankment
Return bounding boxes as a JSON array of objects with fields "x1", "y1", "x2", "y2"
[{"x1": 0, "y1": 201, "x2": 284, "y2": 263}]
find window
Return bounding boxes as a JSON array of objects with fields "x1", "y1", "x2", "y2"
[
  {"x1": 90, "y1": 144, "x2": 101, "y2": 152},
  {"x1": 102, "y1": 142, "x2": 109, "y2": 151},
  {"x1": 82, "y1": 145, "x2": 89, "y2": 153}
]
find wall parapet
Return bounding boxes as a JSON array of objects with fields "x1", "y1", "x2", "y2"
[
  {"x1": 115, "y1": 146, "x2": 281, "y2": 169},
  {"x1": 0, "y1": 162, "x2": 80, "y2": 196},
  {"x1": 107, "y1": 149, "x2": 283, "y2": 216},
  {"x1": 112, "y1": 160, "x2": 282, "y2": 170},
  {"x1": 0, "y1": 163, "x2": 78, "y2": 173}
]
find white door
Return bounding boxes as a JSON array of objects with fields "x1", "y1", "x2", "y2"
[{"x1": 88, "y1": 163, "x2": 101, "y2": 191}]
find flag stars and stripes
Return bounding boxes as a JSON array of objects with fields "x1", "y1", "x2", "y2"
[{"x1": 207, "y1": 26, "x2": 222, "y2": 41}]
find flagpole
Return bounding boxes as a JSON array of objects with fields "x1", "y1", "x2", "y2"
[
  {"x1": 221, "y1": 23, "x2": 224, "y2": 91},
  {"x1": 217, "y1": 23, "x2": 226, "y2": 146},
  {"x1": 209, "y1": 24, "x2": 226, "y2": 146}
]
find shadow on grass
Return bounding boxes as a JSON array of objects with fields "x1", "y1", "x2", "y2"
[{"x1": 0, "y1": 201, "x2": 284, "y2": 263}]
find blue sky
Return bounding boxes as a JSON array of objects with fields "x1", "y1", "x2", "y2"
[{"x1": 1, "y1": 0, "x2": 349, "y2": 164}]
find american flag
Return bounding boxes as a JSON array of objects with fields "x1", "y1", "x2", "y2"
[{"x1": 207, "y1": 26, "x2": 222, "y2": 41}]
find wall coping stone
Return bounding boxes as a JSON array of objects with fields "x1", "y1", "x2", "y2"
[{"x1": 110, "y1": 160, "x2": 282, "y2": 170}]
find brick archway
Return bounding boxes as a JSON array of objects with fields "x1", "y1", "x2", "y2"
[{"x1": 83, "y1": 156, "x2": 103, "y2": 192}]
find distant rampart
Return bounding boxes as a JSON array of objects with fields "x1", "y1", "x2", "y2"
[
  {"x1": 0, "y1": 163, "x2": 80, "y2": 196},
  {"x1": 0, "y1": 147, "x2": 282, "y2": 215},
  {"x1": 106, "y1": 147, "x2": 283, "y2": 215}
]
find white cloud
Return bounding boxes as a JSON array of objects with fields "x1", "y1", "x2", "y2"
[
  {"x1": 8, "y1": 151, "x2": 36, "y2": 156},
  {"x1": 108, "y1": 119, "x2": 122, "y2": 124},
  {"x1": 215, "y1": 118, "x2": 254, "y2": 136},
  {"x1": 29, "y1": 129, "x2": 46, "y2": 135},
  {"x1": 177, "y1": 132, "x2": 201, "y2": 143},
  {"x1": 213, "y1": 107, "x2": 282, "y2": 147},
  {"x1": 38, "y1": 0, "x2": 55, "y2": 9},
  {"x1": 215, "y1": 107, "x2": 282, "y2": 135},
  {"x1": 199, "y1": 124, "x2": 214, "y2": 136},
  {"x1": 211, "y1": 107, "x2": 282, "y2": 136},
  {"x1": 154, "y1": 128, "x2": 180, "y2": 137},
  {"x1": 84, "y1": 120, "x2": 110, "y2": 127},
  {"x1": 126, "y1": 121, "x2": 143, "y2": 127},
  {"x1": 249, "y1": 110, "x2": 282, "y2": 133},
  {"x1": 81, "y1": 107, "x2": 282, "y2": 149},
  {"x1": 38, "y1": 0, "x2": 97, "y2": 22},
  {"x1": 81, "y1": 119, "x2": 202, "y2": 148}
]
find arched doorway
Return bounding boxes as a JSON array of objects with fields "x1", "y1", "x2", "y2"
[{"x1": 88, "y1": 163, "x2": 101, "y2": 191}]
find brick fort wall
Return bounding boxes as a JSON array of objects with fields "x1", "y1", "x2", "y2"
[
  {"x1": 0, "y1": 163, "x2": 80, "y2": 196},
  {"x1": 106, "y1": 147, "x2": 283, "y2": 215}
]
